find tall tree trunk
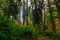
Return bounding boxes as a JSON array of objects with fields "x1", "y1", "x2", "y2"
[
  {"x1": 43, "y1": 0, "x2": 48, "y2": 33},
  {"x1": 48, "y1": 0, "x2": 56, "y2": 33},
  {"x1": 33, "y1": 0, "x2": 42, "y2": 28},
  {"x1": 26, "y1": 0, "x2": 28, "y2": 25},
  {"x1": 23, "y1": 0, "x2": 26, "y2": 25},
  {"x1": 33, "y1": 0, "x2": 38, "y2": 26}
]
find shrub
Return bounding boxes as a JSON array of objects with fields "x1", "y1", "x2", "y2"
[{"x1": 0, "y1": 15, "x2": 39, "y2": 40}]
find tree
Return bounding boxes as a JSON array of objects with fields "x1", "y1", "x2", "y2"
[
  {"x1": 33, "y1": 0, "x2": 42, "y2": 28},
  {"x1": 55, "y1": 0, "x2": 60, "y2": 22},
  {"x1": 48, "y1": 0, "x2": 56, "y2": 33},
  {"x1": 4, "y1": 0, "x2": 21, "y2": 19}
]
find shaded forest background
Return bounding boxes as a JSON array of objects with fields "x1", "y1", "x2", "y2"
[{"x1": 0, "y1": 0, "x2": 60, "y2": 40}]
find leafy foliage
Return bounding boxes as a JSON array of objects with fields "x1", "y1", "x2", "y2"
[
  {"x1": 0, "y1": 14, "x2": 39, "y2": 40},
  {"x1": 0, "y1": 0, "x2": 60, "y2": 40}
]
